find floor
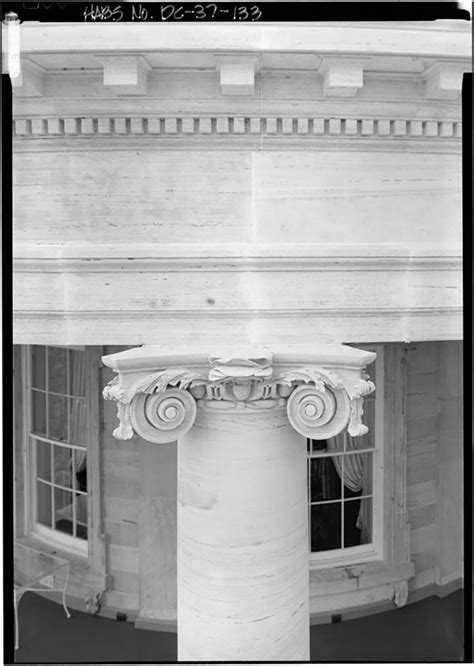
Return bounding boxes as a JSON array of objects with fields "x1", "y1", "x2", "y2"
[{"x1": 11, "y1": 590, "x2": 463, "y2": 663}]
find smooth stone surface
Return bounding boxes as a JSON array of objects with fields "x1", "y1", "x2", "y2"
[{"x1": 177, "y1": 407, "x2": 310, "y2": 661}]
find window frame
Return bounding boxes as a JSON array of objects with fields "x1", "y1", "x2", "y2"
[
  {"x1": 308, "y1": 343, "x2": 384, "y2": 569},
  {"x1": 22, "y1": 345, "x2": 104, "y2": 572}
]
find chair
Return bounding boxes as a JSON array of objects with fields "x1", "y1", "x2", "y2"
[{"x1": 14, "y1": 542, "x2": 71, "y2": 650}]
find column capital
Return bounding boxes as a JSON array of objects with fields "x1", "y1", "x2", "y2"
[{"x1": 102, "y1": 344, "x2": 375, "y2": 444}]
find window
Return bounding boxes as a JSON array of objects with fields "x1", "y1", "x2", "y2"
[
  {"x1": 307, "y1": 345, "x2": 383, "y2": 565},
  {"x1": 26, "y1": 346, "x2": 89, "y2": 554}
]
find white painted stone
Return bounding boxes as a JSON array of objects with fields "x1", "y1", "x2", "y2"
[
  {"x1": 14, "y1": 119, "x2": 29, "y2": 135},
  {"x1": 30, "y1": 118, "x2": 46, "y2": 135},
  {"x1": 424, "y1": 62, "x2": 466, "y2": 100},
  {"x1": 15, "y1": 23, "x2": 470, "y2": 60},
  {"x1": 377, "y1": 119, "x2": 390, "y2": 136},
  {"x1": 328, "y1": 118, "x2": 342, "y2": 134},
  {"x1": 113, "y1": 117, "x2": 127, "y2": 134},
  {"x1": 218, "y1": 58, "x2": 258, "y2": 96},
  {"x1": 130, "y1": 117, "x2": 144, "y2": 134},
  {"x1": 181, "y1": 117, "x2": 194, "y2": 134},
  {"x1": 80, "y1": 118, "x2": 95, "y2": 134},
  {"x1": 177, "y1": 407, "x2": 309, "y2": 661},
  {"x1": 147, "y1": 118, "x2": 161, "y2": 134},
  {"x1": 234, "y1": 117, "x2": 245, "y2": 134},
  {"x1": 321, "y1": 59, "x2": 368, "y2": 98},
  {"x1": 250, "y1": 117, "x2": 261, "y2": 133},
  {"x1": 98, "y1": 55, "x2": 151, "y2": 95},
  {"x1": 164, "y1": 118, "x2": 178, "y2": 134},
  {"x1": 345, "y1": 118, "x2": 358, "y2": 135},
  {"x1": 393, "y1": 120, "x2": 407, "y2": 136},
  {"x1": 97, "y1": 117, "x2": 111, "y2": 134},
  {"x1": 11, "y1": 59, "x2": 44, "y2": 97}
]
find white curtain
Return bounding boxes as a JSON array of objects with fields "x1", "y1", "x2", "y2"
[
  {"x1": 327, "y1": 432, "x2": 372, "y2": 544},
  {"x1": 69, "y1": 349, "x2": 87, "y2": 471}
]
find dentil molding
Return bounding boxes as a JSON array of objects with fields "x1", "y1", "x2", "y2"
[
  {"x1": 13, "y1": 115, "x2": 462, "y2": 140},
  {"x1": 102, "y1": 345, "x2": 376, "y2": 444}
]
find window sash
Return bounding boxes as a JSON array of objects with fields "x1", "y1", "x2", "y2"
[
  {"x1": 26, "y1": 346, "x2": 89, "y2": 552},
  {"x1": 308, "y1": 343, "x2": 384, "y2": 565}
]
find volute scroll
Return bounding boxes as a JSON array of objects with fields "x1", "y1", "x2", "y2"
[
  {"x1": 286, "y1": 383, "x2": 351, "y2": 440},
  {"x1": 130, "y1": 388, "x2": 197, "y2": 444}
]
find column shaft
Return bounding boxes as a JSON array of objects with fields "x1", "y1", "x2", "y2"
[{"x1": 177, "y1": 406, "x2": 310, "y2": 661}]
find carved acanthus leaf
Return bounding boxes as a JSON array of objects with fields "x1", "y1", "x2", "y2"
[
  {"x1": 103, "y1": 369, "x2": 206, "y2": 406},
  {"x1": 348, "y1": 398, "x2": 368, "y2": 437},
  {"x1": 113, "y1": 403, "x2": 134, "y2": 440},
  {"x1": 345, "y1": 378, "x2": 375, "y2": 400},
  {"x1": 102, "y1": 376, "x2": 125, "y2": 402},
  {"x1": 273, "y1": 367, "x2": 344, "y2": 391},
  {"x1": 131, "y1": 368, "x2": 205, "y2": 397},
  {"x1": 344, "y1": 378, "x2": 375, "y2": 437}
]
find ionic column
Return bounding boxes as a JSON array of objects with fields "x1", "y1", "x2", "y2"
[
  {"x1": 102, "y1": 345, "x2": 375, "y2": 662},
  {"x1": 178, "y1": 404, "x2": 308, "y2": 661}
]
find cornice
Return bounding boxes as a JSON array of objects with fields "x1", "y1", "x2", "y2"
[{"x1": 12, "y1": 22, "x2": 471, "y2": 59}]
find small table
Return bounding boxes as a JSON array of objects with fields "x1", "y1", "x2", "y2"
[{"x1": 14, "y1": 542, "x2": 71, "y2": 650}]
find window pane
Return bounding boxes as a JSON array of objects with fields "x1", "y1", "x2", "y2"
[
  {"x1": 346, "y1": 434, "x2": 375, "y2": 451},
  {"x1": 77, "y1": 525, "x2": 88, "y2": 540},
  {"x1": 310, "y1": 502, "x2": 341, "y2": 552},
  {"x1": 309, "y1": 439, "x2": 328, "y2": 454},
  {"x1": 31, "y1": 390, "x2": 47, "y2": 436},
  {"x1": 343, "y1": 497, "x2": 362, "y2": 547},
  {"x1": 48, "y1": 394, "x2": 68, "y2": 441},
  {"x1": 344, "y1": 497, "x2": 373, "y2": 547},
  {"x1": 53, "y1": 445, "x2": 73, "y2": 488},
  {"x1": 48, "y1": 347, "x2": 68, "y2": 394},
  {"x1": 69, "y1": 349, "x2": 86, "y2": 397},
  {"x1": 31, "y1": 346, "x2": 46, "y2": 390},
  {"x1": 326, "y1": 433, "x2": 345, "y2": 452},
  {"x1": 36, "y1": 440, "x2": 51, "y2": 482},
  {"x1": 54, "y1": 487, "x2": 73, "y2": 535},
  {"x1": 343, "y1": 452, "x2": 373, "y2": 498},
  {"x1": 310, "y1": 457, "x2": 341, "y2": 502},
  {"x1": 75, "y1": 493, "x2": 88, "y2": 529},
  {"x1": 70, "y1": 397, "x2": 87, "y2": 446},
  {"x1": 36, "y1": 480, "x2": 52, "y2": 527},
  {"x1": 74, "y1": 449, "x2": 88, "y2": 492}
]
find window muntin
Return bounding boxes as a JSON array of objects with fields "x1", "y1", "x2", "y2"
[
  {"x1": 27, "y1": 346, "x2": 88, "y2": 553},
  {"x1": 308, "y1": 346, "x2": 382, "y2": 565}
]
